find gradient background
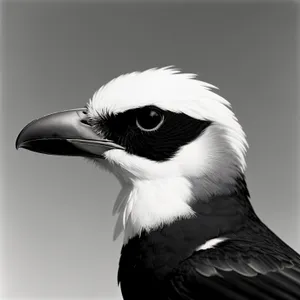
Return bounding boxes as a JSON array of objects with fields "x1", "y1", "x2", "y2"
[{"x1": 1, "y1": 0, "x2": 300, "y2": 299}]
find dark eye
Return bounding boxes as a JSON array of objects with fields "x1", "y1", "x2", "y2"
[{"x1": 136, "y1": 108, "x2": 164, "y2": 132}]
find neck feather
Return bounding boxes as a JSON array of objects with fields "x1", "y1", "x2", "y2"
[
  {"x1": 114, "y1": 177, "x2": 195, "y2": 244},
  {"x1": 113, "y1": 172, "x2": 251, "y2": 244}
]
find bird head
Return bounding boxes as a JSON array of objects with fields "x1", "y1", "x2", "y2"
[{"x1": 16, "y1": 67, "x2": 248, "y2": 243}]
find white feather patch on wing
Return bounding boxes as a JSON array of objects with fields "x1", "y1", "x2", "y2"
[{"x1": 196, "y1": 237, "x2": 229, "y2": 251}]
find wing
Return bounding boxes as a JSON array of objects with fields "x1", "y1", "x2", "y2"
[{"x1": 168, "y1": 238, "x2": 300, "y2": 300}]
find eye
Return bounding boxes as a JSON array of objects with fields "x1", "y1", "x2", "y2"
[{"x1": 136, "y1": 107, "x2": 165, "y2": 132}]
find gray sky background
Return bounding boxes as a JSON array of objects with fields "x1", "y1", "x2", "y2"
[{"x1": 1, "y1": 1, "x2": 300, "y2": 299}]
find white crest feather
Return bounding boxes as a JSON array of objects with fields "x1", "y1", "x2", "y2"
[{"x1": 196, "y1": 237, "x2": 229, "y2": 251}]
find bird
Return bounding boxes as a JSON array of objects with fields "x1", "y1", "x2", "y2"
[{"x1": 16, "y1": 67, "x2": 300, "y2": 300}]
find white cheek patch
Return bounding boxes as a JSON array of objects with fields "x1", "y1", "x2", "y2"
[
  {"x1": 105, "y1": 124, "x2": 241, "y2": 196},
  {"x1": 104, "y1": 149, "x2": 179, "y2": 180},
  {"x1": 195, "y1": 237, "x2": 229, "y2": 251}
]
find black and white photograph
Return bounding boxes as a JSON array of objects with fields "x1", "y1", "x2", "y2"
[{"x1": 2, "y1": 0, "x2": 300, "y2": 299}]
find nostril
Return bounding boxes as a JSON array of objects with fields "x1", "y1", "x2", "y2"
[{"x1": 80, "y1": 118, "x2": 90, "y2": 126}]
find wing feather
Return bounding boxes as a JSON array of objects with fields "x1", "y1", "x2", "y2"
[{"x1": 168, "y1": 238, "x2": 300, "y2": 300}]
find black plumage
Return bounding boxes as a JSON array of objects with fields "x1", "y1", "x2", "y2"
[{"x1": 118, "y1": 175, "x2": 300, "y2": 300}]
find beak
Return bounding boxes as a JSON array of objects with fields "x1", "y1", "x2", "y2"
[{"x1": 15, "y1": 108, "x2": 124, "y2": 158}]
